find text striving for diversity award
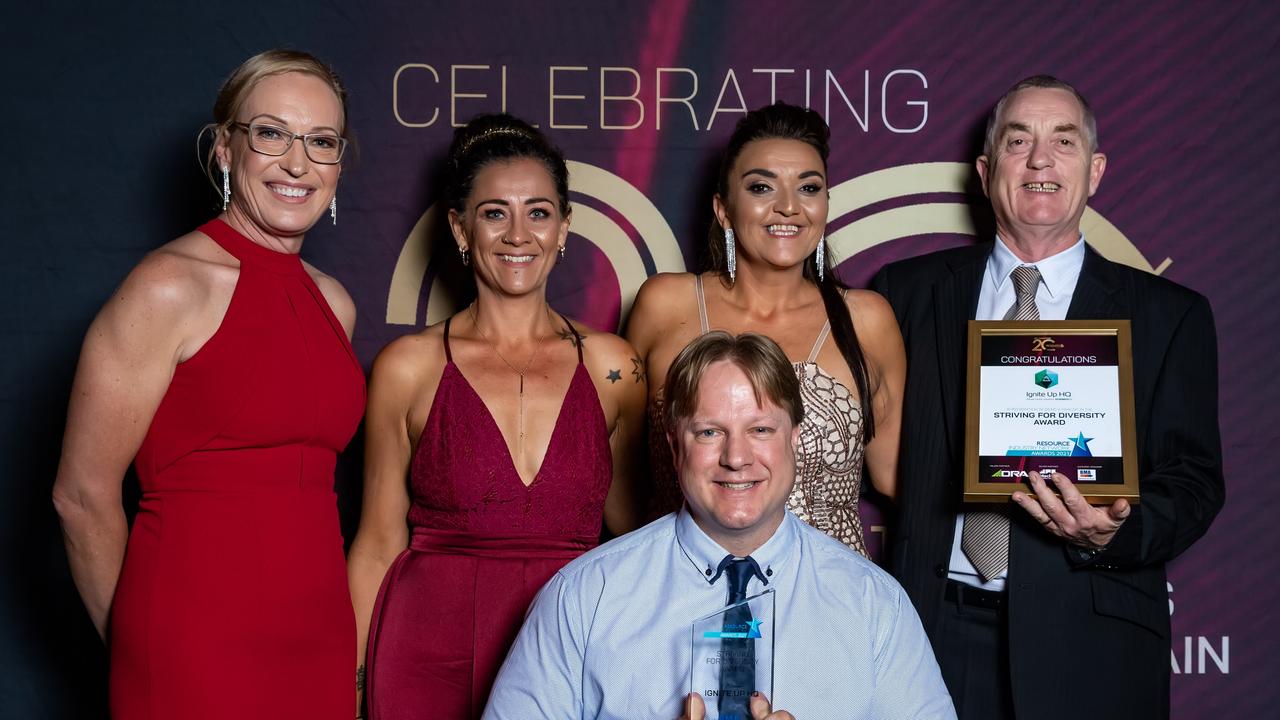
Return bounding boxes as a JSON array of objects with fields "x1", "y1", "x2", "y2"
[
  {"x1": 690, "y1": 589, "x2": 775, "y2": 720},
  {"x1": 965, "y1": 321, "x2": 1139, "y2": 504}
]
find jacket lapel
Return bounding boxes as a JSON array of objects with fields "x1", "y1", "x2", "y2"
[{"x1": 1067, "y1": 244, "x2": 1124, "y2": 319}]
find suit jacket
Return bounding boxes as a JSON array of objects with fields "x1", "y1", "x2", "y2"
[{"x1": 872, "y1": 241, "x2": 1224, "y2": 720}]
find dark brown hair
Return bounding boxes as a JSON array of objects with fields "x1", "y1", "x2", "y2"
[{"x1": 444, "y1": 114, "x2": 571, "y2": 216}]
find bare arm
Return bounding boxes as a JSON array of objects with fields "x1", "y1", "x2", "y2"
[
  {"x1": 51, "y1": 253, "x2": 202, "y2": 641},
  {"x1": 580, "y1": 330, "x2": 649, "y2": 536},
  {"x1": 347, "y1": 340, "x2": 419, "y2": 706},
  {"x1": 851, "y1": 290, "x2": 906, "y2": 501},
  {"x1": 622, "y1": 273, "x2": 687, "y2": 374}
]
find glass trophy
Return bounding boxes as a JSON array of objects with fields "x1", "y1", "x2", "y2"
[{"x1": 689, "y1": 589, "x2": 775, "y2": 720}]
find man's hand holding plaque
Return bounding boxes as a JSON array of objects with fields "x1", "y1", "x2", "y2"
[{"x1": 1012, "y1": 470, "x2": 1132, "y2": 550}]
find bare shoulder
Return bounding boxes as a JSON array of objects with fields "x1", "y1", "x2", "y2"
[
  {"x1": 625, "y1": 272, "x2": 699, "y2": 350},
  {"x1": 845, "y1": 287, "x2": 899, "y2": 338},
  {"x1": 630, "y1": 272, "x2": 696, "y2": 318},
  {"x1": 570, "y1": 321, "x2": 638, "y2": 364},
  {"x1": 84, "y1": 231, "x2": 238, "y2": 363},
  {"x1": 108, "y1": 232, "x2": 234, "y2": 325},
  {"x1": 636, "y1": 271, "x2": 697, "y2": 297},
  {"x1": 371, "y1": 324, "x2": 446, "y2": 392},
  {"x1": 302, "y1": 261, "x2": 357, "y2": 338},
  {"x1": 628, "y1": 273, "x2": 695, "y2": 322}
]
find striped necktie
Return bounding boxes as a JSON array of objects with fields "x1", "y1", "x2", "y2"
[{"x1": 962, "y1": 265, "x2": 1042, "y2": 580}]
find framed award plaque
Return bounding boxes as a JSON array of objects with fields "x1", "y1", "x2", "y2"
[{"x1": 964, "y1": 320, "x2": 1139, "y2": 504}]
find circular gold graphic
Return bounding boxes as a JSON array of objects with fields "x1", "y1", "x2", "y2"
[{"x1": 387, "y1": 161, "x2": 1170, "y2": 328}]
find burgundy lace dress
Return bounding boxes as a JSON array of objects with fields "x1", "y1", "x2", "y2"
[{"x1": 364, "y1": 316, "x2": 612, "y2": 720}]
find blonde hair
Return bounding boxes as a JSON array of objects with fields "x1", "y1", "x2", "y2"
[
  {"x1": 663, "y1": 331, "x2": 805, "y2": 431},
  {"x1": 200, "y1": 49, "x2": 349, "y2": 194}
]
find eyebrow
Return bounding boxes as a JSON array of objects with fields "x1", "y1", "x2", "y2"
[
  {"x1": 1002, "y1": 121, "x2": 1082, "y2": 137},
  {"x1": 248, "y1": 113, "x2": 340, "y2": 134},
  {"x1": 476, "y1": 197, "x2": 556, "y2": 207},
  {"x1": 741, "y1": 168, "x2": 826, "y2": 180},
  {"x1": 1002, "y1": 121, "x2": 1031, "y2": 136}
]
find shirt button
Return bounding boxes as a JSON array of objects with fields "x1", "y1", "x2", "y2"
[{"x1": 933, "y1": 564, "x2": 947, "y2": 578}]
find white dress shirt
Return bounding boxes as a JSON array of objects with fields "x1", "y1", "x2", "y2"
[
  {"x1": 948, "y1": 235, "x2": 1086, "y2": 591},
  {"x1": 485, "y1": 508, "x2": 956, "y2": 719}
]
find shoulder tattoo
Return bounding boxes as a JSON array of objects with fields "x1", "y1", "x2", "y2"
[
  {"x1": 556, "y1": 327, "x2": 582, "y2": 348},
  {"x1": 630, "y1": 357, "x2": 646, "y2": 384}
]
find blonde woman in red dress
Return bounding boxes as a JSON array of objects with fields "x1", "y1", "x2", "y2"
[{"x1": 52, "y1": 50, "x2": 363, "y2": 720}]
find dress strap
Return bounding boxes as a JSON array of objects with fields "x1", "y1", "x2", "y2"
[
  {"x1": 694, "y1": 275, "x2": 710, "y2": 333},
  {"x1": 806, "y1": 321, "x2": 832, "y2": 363},
  {"x1": 806, "y1": 288, "x2": 847, "y2": 362},
  {"x1": 442, "y1": 316, "x2": 454, "y2": 363},
  {"x1": 555, "y1": 312, "x2": 585, "y2": 363}
]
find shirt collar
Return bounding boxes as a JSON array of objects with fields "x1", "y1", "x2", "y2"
[
  {"x1": 675, "y1": 505, "x2": 799, "y2": 587},
  {"x1": 990, "y1": 233, "x2": 1086, "y2": 299}
]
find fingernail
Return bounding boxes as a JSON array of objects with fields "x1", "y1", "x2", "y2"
[{"x1": 751, "y1": 691, "x2": 760, "y2": 697}]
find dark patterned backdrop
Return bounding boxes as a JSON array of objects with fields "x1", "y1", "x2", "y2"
[{"x1": 3, "y1": 1, "x2": 1276, "y2": 716}]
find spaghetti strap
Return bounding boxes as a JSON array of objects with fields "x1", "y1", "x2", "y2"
[
  {"x1": 694, "y1": 275, "x2": 710, "y2": 333},
  {"x1": 555, "y1": 312, "x2": 585, "y2": 364},
  {"x1": 806, "y1": 321, "x2": 831, "y2": 363},
  {"x1": 806, "y1": 288, "x2": 846, "y2": 362},
  {"x1": 442, "y1": 317, "x2": 454, "y2": 363}
]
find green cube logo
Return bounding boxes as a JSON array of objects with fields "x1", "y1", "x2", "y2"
[{"x1": 1035, "y1": 369, "x2": 1058, "y2": 389}]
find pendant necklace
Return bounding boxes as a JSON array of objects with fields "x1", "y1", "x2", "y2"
[{"x1": 470, "y1": 304, "x2": 551, "y2": 458}]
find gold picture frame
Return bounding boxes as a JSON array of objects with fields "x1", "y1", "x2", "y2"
[{"x1": 964, "y1": 320, "x2": 1139, "y2": 504}]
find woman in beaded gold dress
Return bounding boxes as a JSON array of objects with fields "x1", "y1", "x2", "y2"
[{"x1": 627, "y1": 103, "x2": 905, "y2": 556}]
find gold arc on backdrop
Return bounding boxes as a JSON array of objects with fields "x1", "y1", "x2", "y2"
[{"x1": 386, "y1": 161, "x2": 1171, "y2": 330}]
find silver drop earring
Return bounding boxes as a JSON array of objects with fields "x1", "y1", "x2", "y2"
[
  {"x1": 559, "y1": 244, "x2": 566, "y2": 259},
  {"x1": 330, "y1": 195, "x2": 337, "y2": 225},
  {"x1": 816, "y1": 236, "x2": 825, "y2": 282},
  {"x1": 725, "y1": 228, "x2": 736, "y2": 283},
  {"x1": 221, "y1": 165, "x2": 230, "y2": 210},
  {"x1": 459, "y1": 246, "x2": 470, "y2": 266}
]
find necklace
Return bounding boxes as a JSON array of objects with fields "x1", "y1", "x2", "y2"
[{"x1": 470, "y1": 304, "x2": 553, "y2": 458}]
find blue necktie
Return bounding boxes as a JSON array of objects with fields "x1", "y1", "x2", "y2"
[{"x1": 714, "y1": 556, "x2": 763, "y2": 720}]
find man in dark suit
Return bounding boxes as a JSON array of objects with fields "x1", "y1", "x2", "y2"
[{"x1": 872, "y1": 75, "x2": 1224, "y2": 720}]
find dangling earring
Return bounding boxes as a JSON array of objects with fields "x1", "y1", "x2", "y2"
[
  {"x1": 815, "y1": 236, "x2": 825, "y2": 282},
  {"x1": 558, "y1": 244, "x2": 566, "y2": 259},
  {"x1": 221, "y1": 165, "x2": 230, "y2": 210},
  {"x1": 330, "y1": 195, "x2": 337, "y2": 225},
  {"x1": 458, "y1": 246, "x2": 470, "y2": 266},
  {"x1": 725, "y1": 228, "x2": 737, "y2": 283}
]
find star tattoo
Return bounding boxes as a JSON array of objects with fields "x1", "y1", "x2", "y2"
[
  {"x1": 606, "y1": 369, "x2": 622, "y2": 383},
  {"x1": 630, "y1": 357, "x2": 646, "y2": 384}
]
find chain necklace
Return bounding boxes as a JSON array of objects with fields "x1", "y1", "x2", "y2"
[{"x1": 470, "y1": 303, "x2": 553, "y2": 458}]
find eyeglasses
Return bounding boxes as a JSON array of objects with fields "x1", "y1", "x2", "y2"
[{"x1": 232, "y1": 122, "x2": 347, "y2": 164}]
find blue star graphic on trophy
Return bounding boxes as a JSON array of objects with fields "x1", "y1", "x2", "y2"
[
  {"x1": 746, "y1": 618, "x2": 763, "y2": 639},
  {"x1": 1069, "y1": 432, "x2": 1094, "y2": 456}
]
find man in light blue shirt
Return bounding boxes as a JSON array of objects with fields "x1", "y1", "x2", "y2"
[{"x1": 485, "y1": 331, "x2": 954, "y2": 720}]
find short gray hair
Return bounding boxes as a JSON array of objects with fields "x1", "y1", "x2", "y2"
[{"x1": 982, "y1": 75, "x2": 1098, "y2": 158}]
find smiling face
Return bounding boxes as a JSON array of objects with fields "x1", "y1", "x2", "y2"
[
  {"x1": 714, "y1": 138, "x2": 828, "y2": 274},
  {"x1": 671, "y1": 360, "x2": 801, "y2": 554},
  {"x1": 977, "y1": 87, "x2": 1107, "y2": 253},
  {"x1": 214, "y1": 72, "x2": 343, "y2": 245},
  {"x1": 448, "y1": 157, "x2": 570, "y2": 297}
]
